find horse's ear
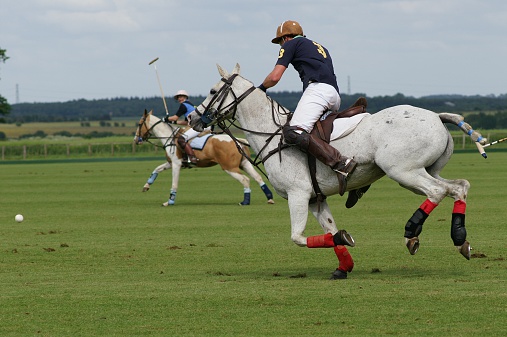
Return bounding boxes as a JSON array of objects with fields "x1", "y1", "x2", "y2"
[
  {"x1": 232, "y1": 63, "x2": 240, "y2": 75},
  {"x1": 143, "y1": 109, "x2": 148, "y2": 116},
  {"x1": 217, "y1": 64, "x2": 229, "y2": 78}
]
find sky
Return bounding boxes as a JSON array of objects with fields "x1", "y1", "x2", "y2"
[{"x1": 0, "y1": 0, "x2": 506, "y2": 104}]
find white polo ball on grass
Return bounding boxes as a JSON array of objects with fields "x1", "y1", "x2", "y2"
[{"x1": 15, "y1": 214, "x2": 24, "y2": 223}]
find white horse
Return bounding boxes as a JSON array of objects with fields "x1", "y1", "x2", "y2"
[
  {"x1": 188, "y1": 64, "x2": 488, "y2": 279},
  {"x1": 134, "y1": 109, "x2": 275, "y2": 206}
]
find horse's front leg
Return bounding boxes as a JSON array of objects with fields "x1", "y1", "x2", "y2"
[
  {"x1": 143, "y1": 162, "x2": 172, "y2": 192},
  {"x1": 287, "y1": 193, "x2": 311, "y2": 247},
  {"x1": 162, "y1": 161, "x2": 181, "y2": 206},
  {"x1": 308, "y1": 200, "x2": 355, "y2": 279}
]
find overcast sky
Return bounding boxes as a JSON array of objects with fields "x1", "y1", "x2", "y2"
[{"x1": 0, "y1": 0, "x2": 506, "y2": 104}]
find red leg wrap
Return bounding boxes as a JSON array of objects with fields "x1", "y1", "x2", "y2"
[
  {"x1": 307, "y1": 233, "x2": 334, "y2": 248},
  {"x1": 334, "y1": 245, "x2": 354, "y2": 272},
  {"x1": 420, "y1": 199, "x2": 438, "y2": 215},
  {"x1": 453, "y1": 200, "x2": 466, "y2": 214}
]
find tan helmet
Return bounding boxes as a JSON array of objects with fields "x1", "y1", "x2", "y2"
[
  {"x1": 271, "y1": 20, "x2": 304, "y2": 44},
  {"x1": 174, "y1": 89, "x2": 189, "y2": 99}
]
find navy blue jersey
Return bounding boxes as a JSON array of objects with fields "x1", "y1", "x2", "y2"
[
  {"x1": 276, "y1": 36, "x2": 339, "y2": 92},
  {"x1": 175, "y1": 100, "x2": 195, "y2": 120}
]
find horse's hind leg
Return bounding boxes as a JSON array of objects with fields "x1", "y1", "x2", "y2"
[
  {"x1": 223, "y1": 168, "x2": 251, "y2": 205},
  {"x1": 391, "y1": 167, "x2": 471, "y2": 259},
  {"x1": 306, "y1": 201, "x2": 355, "y2": 279},
  {"x1": 240, "y1": 158, "x2": 275, "y2": 204}
]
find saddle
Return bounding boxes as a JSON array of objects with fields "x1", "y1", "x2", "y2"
[
  {"x1": 310, "y1": 97, "x2": 367, "y2": 143},
  {"x1": 308, "y1": 97, "x2": 368, "y2": 204}
]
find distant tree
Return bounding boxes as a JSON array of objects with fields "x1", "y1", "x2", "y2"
[{"x1": 0, "y1": 47, "x2": 11, "y2": 118}]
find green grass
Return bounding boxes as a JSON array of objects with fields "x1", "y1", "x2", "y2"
[
  {"x1": 1, "y1": 153, "x2": 506, "y2": 336},
  {"x1": 1, "y1": 120, "x2": 138, "y2": 139}
]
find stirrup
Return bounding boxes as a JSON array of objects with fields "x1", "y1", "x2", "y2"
[{"x1": 333, "y1": 158, "x2": 357, "y2": 178}]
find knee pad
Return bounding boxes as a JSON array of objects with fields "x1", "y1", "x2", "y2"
[
  {"x1": 451, "y1": 213, "x2": 466, "y2": 246},
  {"x1": 282, "y1": 125, "x2": 309, "y2": 150},
  {"x1": 404, "y1": 208, "x2": 428, "y2": 238}
]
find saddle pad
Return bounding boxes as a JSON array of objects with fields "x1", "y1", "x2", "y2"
[
  {"x1": 330, "y1": 113, "x2": 370, "y2": 141},
  {"x1": 190, "y1": 133, "x2": 213, "y2": 150}
]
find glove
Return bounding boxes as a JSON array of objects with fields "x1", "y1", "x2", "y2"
[
  {"x1": 257, "y1": 84, "x2": 267, "y2": 92},
  {"x1": 164, "y1": 116, "x2": 177, "y2": 124}
]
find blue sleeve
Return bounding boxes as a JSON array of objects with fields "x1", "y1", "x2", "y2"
[{"x1": 175, "y1": 104, "x2": 187, "y2": 117}]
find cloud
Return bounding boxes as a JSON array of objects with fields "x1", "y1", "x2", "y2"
[{"x1": 38, "y1": 8, "x2": 141, "y2": 34}]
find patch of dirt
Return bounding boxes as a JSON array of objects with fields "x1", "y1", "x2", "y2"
[{"x1": 471, "y1": 253, "x2": 487, "y2": 258}]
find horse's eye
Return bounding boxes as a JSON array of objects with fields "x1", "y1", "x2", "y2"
[{"x1": 210, "y1": 89, "x2": 217, "y2": 95}]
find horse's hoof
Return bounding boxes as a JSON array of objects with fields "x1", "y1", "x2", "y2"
[
  {"x1": 330, "y1": 269, "x2": 347, "y2": 280},
  {"x1": 142, "y1": 184, "x2": 150, "y2": 192},
  {"x1": 238, "y1": 202, "x2": 250, "y2": 206},
  {"x1": 406, "y1": 237, "x2": 419, "y2": 255},
  {"x1": 458, "y1": 241, "x2": 471, "y2": 260},
  {"x1": 267, "y1": 199, "x2": 275, "y2": 204},
  {"x1": 162, "y1": 201, "x2": 175, "y2": 207},
  {"x1": 335, "y1": 230, "x2": 355, "y2": 247}
]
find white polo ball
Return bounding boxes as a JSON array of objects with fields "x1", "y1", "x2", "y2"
[{"x1": 15, "y1": 214, "x2": 24, "y2": 222}]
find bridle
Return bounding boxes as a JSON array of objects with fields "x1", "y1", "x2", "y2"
[
  {"x1": 192, "y1": 74, "x2": 293, "y2": 175},
  {"x1": 135, "y1": 113, "x2": 179, "y2": 150}
]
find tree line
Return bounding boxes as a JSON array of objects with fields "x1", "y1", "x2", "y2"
[{"x1": 3, "y1": 92, "x2": 507, "y2": 129}]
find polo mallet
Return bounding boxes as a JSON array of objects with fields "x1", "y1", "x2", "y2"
[
  {"x1": 475, "y1": 137, "x2": 507, "y2": 159},
  {"x1": 149, "y1": 57, "x2": 170, "y2": 116}
]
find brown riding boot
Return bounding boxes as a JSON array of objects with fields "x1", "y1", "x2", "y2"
[
  {"x1": 177, "y1": 136, "x2": 197, "y2": 166},
  {"x1": 304, "y1": 133, "x2": 357, "y2": 196},
  {"x1": 183, "y1": 142, "x2": 198, "y2": 164}
]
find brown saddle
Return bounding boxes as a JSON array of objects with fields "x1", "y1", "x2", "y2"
[
  {"x1": 308, "y1": 97, "x2": 368, "y2": 205},
  {"x1": 310, "y1": 97, "x2": 368, "y2": 143}
]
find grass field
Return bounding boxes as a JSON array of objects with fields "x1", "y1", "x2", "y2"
[
  {"x1": 1, "y1": 152, "x2": 506, "y2": 336},
  {"x1": 1, "y1": 119, "x2": 139, "y2": 139}
]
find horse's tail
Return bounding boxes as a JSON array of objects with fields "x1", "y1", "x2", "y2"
[
  {"x1": 438, "y1": 113, "x2": 487, "y2": 145},
  {"x1": 236, "y1": 137, "x2": 250, "y2": 146},
  {"x1": 236, "y1": 137, "x2": 252, "y2": 159}
]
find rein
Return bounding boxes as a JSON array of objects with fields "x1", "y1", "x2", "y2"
[
  {"x1": 136, "y1": 114, "x2": 179, "y2": 150},
  {"x1": 194, "y1": 75, "x2": 292, "y2": 177}
]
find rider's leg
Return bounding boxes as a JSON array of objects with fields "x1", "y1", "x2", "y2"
[
  {"x1": 286, "y1": 83, "x2": 356, "y2": 195},
  {"x1": 177, "y1": 131, "x2": 198, "y2": 164},
  {"x1": 283, "y1": 127, "x2": 356, "y2": 195}
]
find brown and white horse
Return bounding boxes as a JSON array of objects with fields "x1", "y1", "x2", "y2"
[{"x1": 134, "y1": 109, "x2": 275, "y2": 206}]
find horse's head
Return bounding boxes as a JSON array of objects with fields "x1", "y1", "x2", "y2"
[
  {"x1": 189, "y1": 63, "x2": 256, "y2": 132},
  {"x1": 134, "y1": 109, "x2": 153, "y2": 145}
]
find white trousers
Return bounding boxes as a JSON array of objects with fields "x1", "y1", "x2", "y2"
[{"x1": 289, "y1": 82, "x2": 341, "y2": 133}]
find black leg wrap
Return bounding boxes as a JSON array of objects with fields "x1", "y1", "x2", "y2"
[
  {"x1": 451, "y1": 213, "x2": 466, "y2": 246},
  {"x1": 404, "y1": 208, "x2": 428, "y2": 238}
]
